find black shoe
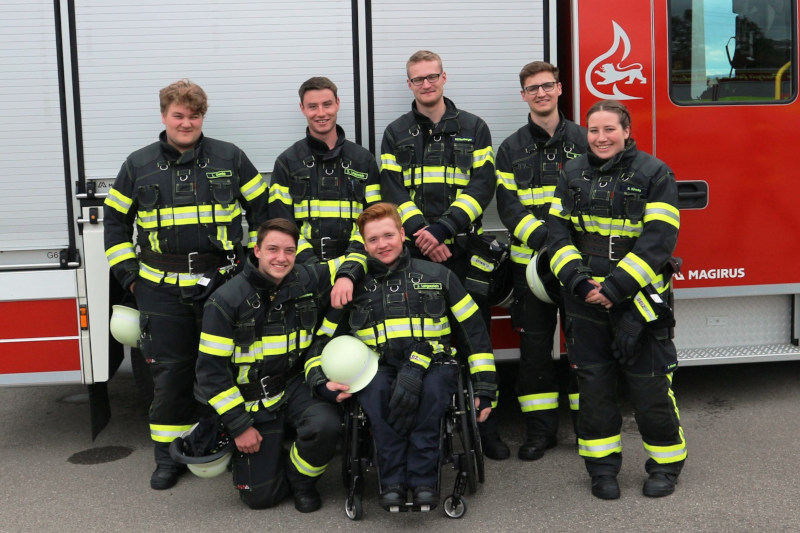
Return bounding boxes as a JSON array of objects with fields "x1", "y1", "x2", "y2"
[
  {"x1": 150, "y1": 464, "x2": 185, "y2": 490},
  {"x1": 481, "y1": 431, "x2": 511, "y2": 461},
  {"x1": 642, "y1": 472, "x2": 678, "y2": 498},
  {"x1": 292, "y1": 486, "x2": 322, "y2": 513},
  {"x1": 518, "y1": 435, "x2": 557, "y2": 461},
  {"x1": 412, "y1": 485, "x2": 439, "y2": 508},
  {"x1": 591, "y1": 475, "x2": 620, "y2": 500},
  {"x1": 379, "y1": 484, "x2": 406, "y2": 508}
]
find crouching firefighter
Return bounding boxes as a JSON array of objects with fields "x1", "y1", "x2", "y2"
[
  {"x1": 307, "y1": 203, "x2": 497, "y2": 510},
  {"x1": 195, "y1": 219, "x2": 357, "y2": 512}
]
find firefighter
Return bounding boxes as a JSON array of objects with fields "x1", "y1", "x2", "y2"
[
  {"x1": 103, "y1": 79, "x2": 270, "y2": 490},
  {"x1": 547, "y1": 100, "x2": 686, "y2": 500},
  {"x1": 307, "y1": 203, "x2": 496, "y2": 509},
  {"x1": 269, "y1": 77, "x2": 380, "y2": 276},
  {"x1": 195, "y1": 219, "x2": 347, "y2": 512},
  {"x1": 495, "y1": 62, "x2": 587, "y2": 461},
  {"x1": 379, "y1": 50, "x2": 505, "y2": 458}
]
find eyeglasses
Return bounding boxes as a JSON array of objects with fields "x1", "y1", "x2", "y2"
[
  {"x1": 409, "y1": 73, "x2": 443, "y2": 86},
  {"x1": 523, "y1": 81, "x2": 557, "y2": 94}
]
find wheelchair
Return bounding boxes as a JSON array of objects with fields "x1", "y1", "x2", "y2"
[{"x1": 341, "y1": 359, "x2": 485, "y2": 520}]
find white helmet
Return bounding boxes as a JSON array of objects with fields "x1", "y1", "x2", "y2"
[
  {"x1": 169, "y1": 424, "x2": 234, "y2": 479},
  {"x1": 321, "y1": 336, "x2": 379, "y2": 393},
  {"x1": 109, "y1": 304, "x2": 141, "y2": 347},
  {"x1": 526, "y1": 247, "x2": 561, "y2": 305}
]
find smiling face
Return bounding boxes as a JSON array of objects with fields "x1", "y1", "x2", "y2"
[
  {"x1": 587, "y1": 109, "x2": 630, "y2": 160},
  {"x1": 407, "y1": 59, "x2": 446, "y2": 109},
  {"x1": 161, "y1": 103, "x2": 204, "y2": 152},
  {"x1": 363, "y1": 217, "x2": 405, "y2": 268},
  {"x1": 253, "y1": 230, "x2": 297, "y2": 282},
  {"x1": 521, "y1": 71, "x2": 561, "y2": 119},
  {"x1": 300, "y1": 88, "x2": 339, "y2": 140}
]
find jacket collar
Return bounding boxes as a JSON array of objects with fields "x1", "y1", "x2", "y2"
[
  {"x1": 305, "y1": 124, "x2": 346, "y2": 161},
  {"x1": 158, "y1": 131, "x2": 205, "y2": 165},
  {"x1": 588, "y1": 140, "x2": 638, "y2": 171},
  {"x1": 411, "y1": 97, "x2": 460, "y2": 135},
  {"x1": 366, "y1": 247, "x2": 411, "y2": 279},
  {"x1": 527, "y1": 111, "x2": 567, "y2": 144},
  {"x1": 242, "y1": 253, "x2": 296, "y2": 292}
]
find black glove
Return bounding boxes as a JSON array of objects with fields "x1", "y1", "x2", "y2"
[
  {"x1": 612, "y1": 310, "x2": 645, "y2": 366},
  {"x1": 387, "y1": 363, "x2": 426, "y2": 437}
]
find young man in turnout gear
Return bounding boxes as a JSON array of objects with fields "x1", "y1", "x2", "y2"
[
  {"x1": 103, "y1": 79, "x2": 270, "y2": 490},
  {"x1": 307, "y1": 203, "x2": 496, "y2": 509},
  {"x1": 495, "y1": 62, "x2": 587, "y2": 461},
  {"x1": 269, "y1": 77, "x2": 380, "y2": 298},
  {"x1": 195, "y1": 219, "x2": 347, "y2": 512},
  {"x1": 379, "y1": 50, "x2": 507, "y2": 459}
]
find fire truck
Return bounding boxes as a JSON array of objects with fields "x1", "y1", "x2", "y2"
[{"x1": 2, "y1": 0, "x2": 798, "y2": 432}]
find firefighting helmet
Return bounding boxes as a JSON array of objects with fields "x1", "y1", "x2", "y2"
[
  {"x1": 320, "y1": 336, "x2": 379, "y2": 393},
  {"x1": 526, "y1": 247, "x2": 561, "y2": 305},
  {"x1": 169, "y1": 423, "x2": 235, "y2": 479},
  {"x1": 109, "y1": 304, "x2": 141, "y2": 348}
]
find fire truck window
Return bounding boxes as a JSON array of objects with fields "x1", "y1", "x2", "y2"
[{"x1": 670, "y1": 0, "x2": 796, "y2": 103}]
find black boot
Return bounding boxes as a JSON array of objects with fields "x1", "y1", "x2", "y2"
[
  {"x1": 151, "y1": 443, "x2": 186, "y2": 490},
  {"x1": 591, "y1": 475, "x2": 620, "y2": 500},
  {"x1": 285, "y1": 461, "x2": 322, "y2": 513},
  {"x1": 479, "y1": 416, "x2": 510, "y2": 461},
  {"x1": 518, "y1": 435, "x2": 557, "y2": 461},
  {"x1": 642, "y1": 472, "x2": 678, "y2": 497}
]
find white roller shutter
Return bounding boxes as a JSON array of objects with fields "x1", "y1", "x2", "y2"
[
  {"x1": 0, "y1": 0, "x2": 69, "y2": 254},
  {"x1": 74, "y1": 0, "x2": 359, "y2": 182}
]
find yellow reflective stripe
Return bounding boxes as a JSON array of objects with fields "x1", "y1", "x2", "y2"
[
  {"x1": 568, "y1": 393, "x2": 580, "y2": 411},
  {"x1": 578, "y1": 434, "x2": 622, "y2": 458},
  {"x1": 317, "y1": 317, "x2": 337, "y2": 338},
  {"x1": 451, "y1": 193, "x2": 482, "y2": 222},
  {"x1": 381, "y1": 153, "x2": 401, "y2": 173},
  {"x1": 618, "y1": 252, "x2": 657, "y2": 287},
  {"x1": 150, "y1": 423, "x2": 194, "y2": 443},
  {"x1": 209, "y1": 386, "x2": 244, "y2": 414},
  {"x1": 105, "y1": 242, "x2": 136, "y2": 266},
  {"x1": 468, "y1": 352, "x2": 495, "y2": 373},
  {"x1": 398, "y1": 201, "x2": 423, "y2": 224},
  {"x1": 518, "y1": 392, "x2": 559, "y2": 412},
  {"x1": 290, "y1": 442, "x2": 326, "y2": 477},
  {"x1": 496, "y1": 170, "x2": 516, "y2": 191},
  {"x1": 138, "y1": 262, "x2": 204, "y2": 286},
  {"x1": 514, "y1": 215, "x2": 542, "y2": 245},
  {"x1": 643, "y1": 431, "x2": 687, "y2": 463},
  {"x1": 473, "y1": 146, "x2": 494, "y2": 167},
  {"x1": 365, "y1": 184, "x2": 382, "y2": 203},
  {"x1": 199, "y1": 332, "x2": 235, "y2": 357},
  {"x1": 148, "y1": 232, "x2": 161, "y2": 253},
  {"x1": 550, "y1": 245, "x2": 582, "y2": 276},
  {"x1": 451, "y1": 294, "x2": 478, "y2": 322},
  {"x1": 248, "y1": 230, "x2": 257, "y2": 249},
  {"x1": 633, "y1": 291, "x2": 657, "y2": 322},
  {"x1": 241, "y1": 173, "x2": 267, "y2": 202},
  {"x1": 269, "y1": 182, "x2": 292, "y2": 205},
  {"x1": 105, "y1": 188, "x2": 133, "y2": 214},
  {"x1": 304, "y1": 355, "x2": 322, "y2": 377},
  {"x1": 510, "y1": 242, "x2": 534, "y2": 265},
  {"x1": 409, "y1": 350, "x2": 432, "y2": 369},
  {"x1": 644, "y1": 201, "x2": 680, "y2": 229}
]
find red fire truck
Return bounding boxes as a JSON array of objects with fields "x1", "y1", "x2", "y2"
[{"x1": 1, "y1": 0, "x2": 798, "y2": 433}]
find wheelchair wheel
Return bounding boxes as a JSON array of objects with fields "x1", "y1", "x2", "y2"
[
  {"x1": 455, "y1": 368, "x2": 478, "y2": 494},
  {"x1": 345, "y1": 493, "x2": 363, "y2": 520},
  {"x1": 443, "y1": 495, "x2": 467, "y2": 519},
  {"x1": 466, "y1": 374, "x2": 485, "y2": 484}
]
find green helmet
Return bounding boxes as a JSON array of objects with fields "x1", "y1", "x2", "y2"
[
  {"x1": 321, "y1": 336, "x2": 379, "y2": 393},
  {"x1": 109, "y1": 304, "x2": 141, "y2": 347},
  {"x1": 526, "y1": 247, "x2": 561, "y2": 305},
  {"x1": 169, "y1": 424, "x2": 234, "y2": 479}
]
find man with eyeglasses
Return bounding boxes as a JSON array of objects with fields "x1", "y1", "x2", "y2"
[
  {"x1": 495, "y1": 61, "x2": 588, "y2": 462},
  {"x1": 379, "y1": 50, "x2": 507, "y2": 459}
]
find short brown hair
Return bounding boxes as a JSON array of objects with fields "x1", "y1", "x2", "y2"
[
  {"x1": 256, "y1": 218, "x2": 300, "y2": 247},
  {"x1": 357, "y1": 203, "x2": 402, "y2": 236},
  {"x1": 298, "y1": 76, "x2": 338, "y2": 102},
  {"x1": 518, "y1": 61, "x2": 559, "y2": 88},
  {"x1": 406, "y1": 50, "x2": 443, "y2": 78},
  {"x1": 587, "y1": 99, "x2": 632, "y2": 137},
  {"x1": 159, "y1": 79, "x2": 208, "y2": 115}
]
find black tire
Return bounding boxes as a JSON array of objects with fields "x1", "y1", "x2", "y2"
[
  {"x1": 345, "y1": 493, "x2": 363, "y2": 520},
  {"x1": 466, "y1": 374, "x2": 485, "y2": 484},
  {"x1": 443, "y1": 495, "x2": 467, "y2": 519}
]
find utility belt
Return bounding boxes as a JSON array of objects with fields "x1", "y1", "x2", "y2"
[
  {"x1": 308, "y1": 237, "x2": 349, "y2": 261},
  {"x1": 237, "y1": 359, "x2": 304, "y2": 402},
  {"x1": 574, "y1": 233, "x2": 635, "y2": 261},
  {"x1": 140, "y1": 247, "x2": 240, "y2": 274}
]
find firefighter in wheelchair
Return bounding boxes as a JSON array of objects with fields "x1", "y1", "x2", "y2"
[{"x1": 305, "y1": 203, "x2": 496, "y2": 518}]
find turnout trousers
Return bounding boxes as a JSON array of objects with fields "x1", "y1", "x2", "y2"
[{"x1": 563, "y1": 293, "x2": 687, "y2": 477}]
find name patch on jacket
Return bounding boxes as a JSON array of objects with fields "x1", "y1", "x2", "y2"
[
  {"x1": 413, "y1": 283, "x2": 442, "y2": 290},
  {"x1": 454, "y1": 137, "x2": 473, "y2": 143},
  {"x1": 207, "y1": 170, "x2": 233, "y2": 179},
  {"x1": 344, "y1": 168, "x2": 368, "y2": 180}
]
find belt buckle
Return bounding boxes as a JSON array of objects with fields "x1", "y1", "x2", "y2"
[
  {"x1": 608, "y1": 235, "x2": 619, "y2": 261},
  {"x1": 187, "y1": 251, "x2": 199, "y2": 274},
  {"x1": 319, "y1": 236, "x2": 331, "y2": 261},
  {"x1": 259, "y1": 375, "x2": 282, "y2": 402}
]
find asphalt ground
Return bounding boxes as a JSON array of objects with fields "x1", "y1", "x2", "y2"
[{"x1": 1, "y1": 359, "x2": 799, "y2": 533}]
